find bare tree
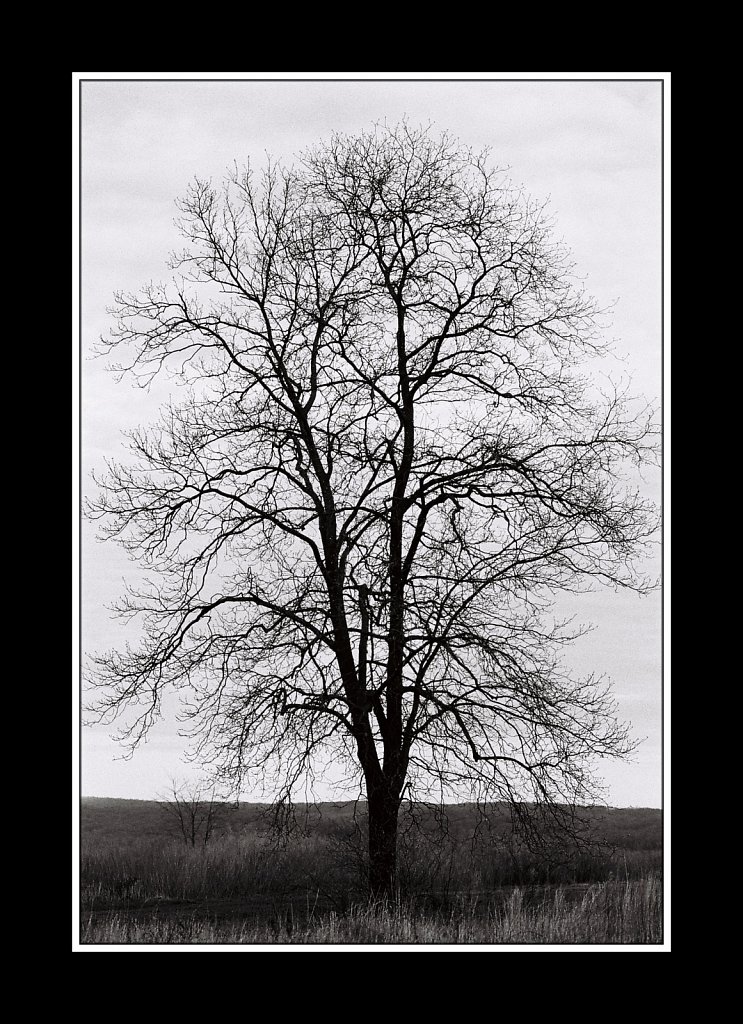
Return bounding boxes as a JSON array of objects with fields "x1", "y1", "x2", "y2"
[
  {"x1": 87, "y1": 123, "x2": 658, "y2": 897},
  {"x1": 158, "y1": 778, "x2": 223, "y2": 848}
]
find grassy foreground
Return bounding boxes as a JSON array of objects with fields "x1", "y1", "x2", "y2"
[
  {"x1": 79, "y1": 799, "x2": 663, "y2": 945},
  {"x1": 82, "y1": 877, "x2": 661, "y2": 944}
]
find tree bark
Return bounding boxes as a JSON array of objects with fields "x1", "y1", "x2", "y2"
[{"x1": 368, "y1": 783, "x2": 400, "y2": 899}]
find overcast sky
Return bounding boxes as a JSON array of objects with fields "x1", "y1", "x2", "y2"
[{"x1": 79, "y1": 76, "x2": 663, "y2": 807}]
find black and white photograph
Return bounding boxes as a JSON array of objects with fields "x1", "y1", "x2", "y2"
[{"x1": 74, "y1": 73, "x2": 668, "y2": 950}]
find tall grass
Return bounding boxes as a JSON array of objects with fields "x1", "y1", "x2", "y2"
[
  {"x1": 80, "y1": 802, "x2": 663, "y2": 944},
  {"x1": 81, "y1": 876, "x2": 662, "y2": 944},
  {"x1": 81, "y1": 830, "x2": 661, "y2": 910},
  {"x1": 81, "y1": 833, "x2": 364, "y2": 910}
]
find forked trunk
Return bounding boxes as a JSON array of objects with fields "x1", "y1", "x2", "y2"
[{"x1": 368, "y1": 787, "x2": 400, "y2": 899}]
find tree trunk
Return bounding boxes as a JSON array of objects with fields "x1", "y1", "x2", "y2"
[{"x1": 368, "y1": 786, "x2": 400, "y2": 899}]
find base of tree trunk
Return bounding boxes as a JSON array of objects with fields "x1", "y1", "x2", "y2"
[{"x1": 368, "y1": 793, "x2": 399, "y2": 899}]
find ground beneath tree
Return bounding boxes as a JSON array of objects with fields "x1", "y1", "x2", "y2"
[{"x1": 83, "y1": 881, "x2": 616, "y2": 929}]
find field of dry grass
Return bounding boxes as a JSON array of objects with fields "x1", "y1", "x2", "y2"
[
  {"x1": 79, "y1": 799, "x2": 663, "y2": 946},
  {"x1": 82, "y1": 877, "x2": 661, "y2": 944}
]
